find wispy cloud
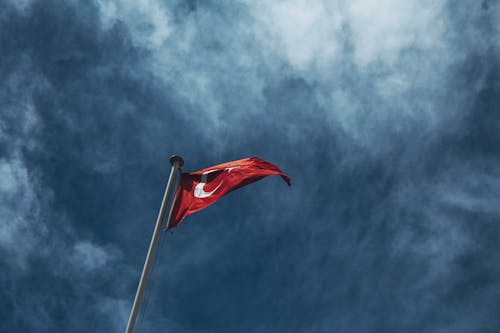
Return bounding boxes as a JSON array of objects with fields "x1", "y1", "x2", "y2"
[{"x1": 1, "y1": 0, "x2": 499, "y2": 331}]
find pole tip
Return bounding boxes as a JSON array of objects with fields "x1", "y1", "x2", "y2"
[{"x1": 170, "y1": 155, "x2": 184, "y2": 167}]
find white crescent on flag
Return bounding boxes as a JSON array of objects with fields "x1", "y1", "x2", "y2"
[
  {"x1": 193, "y1": 166, "x2": 240, "y2": 198},
  {"x1": 194, "y1": 169, "x2": 222, "y2": 198}
]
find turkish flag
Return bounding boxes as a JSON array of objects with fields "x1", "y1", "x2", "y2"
[{"x1": 168, "y1": 157, "x2": 290, "y2": 229}]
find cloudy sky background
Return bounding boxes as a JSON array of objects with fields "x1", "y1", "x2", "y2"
[{"x1": 1, "y1": 0, "x2": 499, "y2": 332}]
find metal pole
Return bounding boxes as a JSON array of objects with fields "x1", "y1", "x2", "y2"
[{"x1": 125, "y1": 155, "x2": 184, "y2": 333}]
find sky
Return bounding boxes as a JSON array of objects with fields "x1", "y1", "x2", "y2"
[{"x1": 1, "y1": 0, "x2": 499, "y2": 332}]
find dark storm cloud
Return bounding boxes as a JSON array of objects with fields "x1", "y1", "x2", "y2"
[{"x1": 1, "y1": 0, "x2": 499, "y2": 332}]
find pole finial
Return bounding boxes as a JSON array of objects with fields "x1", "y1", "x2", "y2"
[{"x1": 170, "y1": 155, "x2": 184, "y2": 167}]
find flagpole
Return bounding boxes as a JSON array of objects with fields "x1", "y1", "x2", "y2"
[{"x1": 125, "y1": 155, "x2": 184, "y2": 333}]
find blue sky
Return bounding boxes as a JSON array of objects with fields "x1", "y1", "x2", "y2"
[{"x1": 1, "y1": 0, "x2": 499, "y2": 332}]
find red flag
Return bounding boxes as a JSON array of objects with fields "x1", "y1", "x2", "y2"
[{"x1": 168, "y1": 157, "x2": 290, "y2": 229}]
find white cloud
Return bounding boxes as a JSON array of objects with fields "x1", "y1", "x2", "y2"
[
  {"x1": 249, "y1": 0, "x2": 343, "y2": 71},
  {"x1": 97, "y1": 0, "x2": 172, "y2": 49},
  {"x1": 92, "y1": 0, "x2": 454, "y2": 146},
  {"x1": 345, "y1": 0, "x2": 447, "y2": 67},
  {"x1": 0, "y1": 49, "x2": 121, "y2": 283},
  {"x1": 0, "y1": 157, "x2": 38, "y2": 251},
  {"x1": 0, "y1": 70, "x2": 44, "y2": 268},
  {"x1": 247, "y1": 0, "x2": 448, "y2": 71},
  {"x1": 72, "y1": 241, "x2": 114, "y2": 271},
  {"x1": 0, "y1": 157, "x2": 27, "y2": 194}
]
